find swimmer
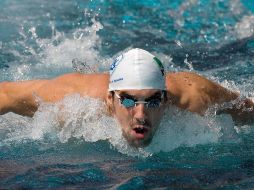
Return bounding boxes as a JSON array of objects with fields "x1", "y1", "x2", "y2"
[{"x1": 0, "y1": 48, "x2": 253, "y2": 147}]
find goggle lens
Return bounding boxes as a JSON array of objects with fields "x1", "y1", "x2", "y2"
[
  {"x1": 116, "y1": 93, "x2": 162, "y2": 108},
  {"x1": 146, "y1": 99, "x2": 161, "y2": 108},
  {"x1": 121, "y1": 98, "x2": 136, "y2": 108}
]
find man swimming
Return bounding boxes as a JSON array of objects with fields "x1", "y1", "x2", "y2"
[{"x1": 0, "y1": 48, "x2": 253, "y2": 147}]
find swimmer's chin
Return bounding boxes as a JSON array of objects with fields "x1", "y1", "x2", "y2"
[
  {"x1": 129, "y1": 139, "x2": 152, "y2": 148},
  {"x1": 124, "y1": 135, "x2": 153, "y2": 148}
]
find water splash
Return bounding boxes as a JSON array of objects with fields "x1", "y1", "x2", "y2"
[
  {"x1": 1, "y1": 18, "x2": 107, "y2": 81},
  {"x1": 36, "y1": 18, "x2": 107, "y2": 74},
  {"x1": 0, "y1": 94, "x2": 245, "y2": 158},
  {"x1": 234, "y1": 15, "x2": 254, "y2": 39},
  {"x1": 184, "y1": 54, "x2": 194, "y2": 71}
]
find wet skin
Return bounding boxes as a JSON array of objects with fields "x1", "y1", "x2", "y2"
[{"x1": 107, "y1": 89, "x2": 167, "y2": 147}]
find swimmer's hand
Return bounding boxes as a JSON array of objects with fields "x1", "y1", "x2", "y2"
[{"x1": 217, "y1": 97, "x2": 254, "y2": 125}]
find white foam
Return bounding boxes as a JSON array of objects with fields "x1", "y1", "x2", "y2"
[
  {"x1": 0, "y1": 94, "x2": 245, "y2": 157},
  {"x1": 234, "y1": 15, "x2": 254, "y2": 39},
  {"x1": 39, "y1": 19, "x2": 104, "y2": 70},
  {"x1": 144, "y1": 107, "x2": 234, "y2": 154}
]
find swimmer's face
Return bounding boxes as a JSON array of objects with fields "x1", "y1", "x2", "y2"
[{"x1": 107, "y1": 89, "x2": 166, "y2": 147}]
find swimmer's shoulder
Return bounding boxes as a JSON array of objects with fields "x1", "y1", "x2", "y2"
[
  {"x1": 166, "y1": 72, "x2": 201, "y2": 95},
  {"x1": 50, "y1": 72, "x2": 109, "y2": 88},
  {"x1": 166, "y1": 71, "x2": 218, "y2": 93},
  {"x1": 165, "y1": 72, "x2": 227, "y2": 113},
  {"x1": 52, "y1": 72, "x2": 109, "y2": 99},
  {"x1": 53, "y1": 72, "x2": 109, "y2": 82}
]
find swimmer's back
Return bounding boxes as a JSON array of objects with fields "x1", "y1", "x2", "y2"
[{"x1": 37, "y1": 73, "x2": 109, "y2": 102}]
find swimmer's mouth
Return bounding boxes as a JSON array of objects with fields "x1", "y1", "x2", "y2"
[{"x1": 133, "y1": 125, "x2": 149, "y2": 135}]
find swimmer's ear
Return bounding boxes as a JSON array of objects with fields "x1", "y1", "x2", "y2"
[{"x1": 106, "y1": 91, "x2": 115, "y2": 116}]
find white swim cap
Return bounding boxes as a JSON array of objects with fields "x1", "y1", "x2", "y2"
[{"x1": 109, "y1": 48, "x2": 165, "y2": 91}]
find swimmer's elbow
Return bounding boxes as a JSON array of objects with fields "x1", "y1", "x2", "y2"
[
  {"x1": 0, "y1": 81, "x2": 37, "y2": 117},
  {"x1": 0, "y1": 97, "x2": 37, "y2": 117}
]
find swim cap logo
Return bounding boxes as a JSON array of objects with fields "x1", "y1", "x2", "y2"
[
  {"x1": 110, "y1": 54, "x2": 123, "y2": 75},
  {"x1": 153, "y1": 57, "x2": 164, "y2": 76}
]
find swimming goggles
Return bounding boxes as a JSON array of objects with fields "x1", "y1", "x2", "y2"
[{"x1": 114, "y1": 92, "x2": 163, "y2": 108}]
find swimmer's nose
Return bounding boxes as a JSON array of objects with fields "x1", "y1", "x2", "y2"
[{"x1": 133, "y1": 103, "x2": 147, "y2": 119}]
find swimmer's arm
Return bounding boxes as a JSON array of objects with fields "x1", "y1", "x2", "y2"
[
  {"x1": 0, "y1": 79, "x2": 48, "y2": 116},
  {"x1": 167, "y1": 72, "x2": 254, "y2": 125},
  {"x1": 0, "y1": 73, "x2": 78, "y2": 116},
  {"x1": 197, "y1": 76, "x2": 254, "y2": 125},
  {"x1": 0, "y1": 73, "x2": 108, "y2": 117},
  {"x1": 195, "y1": 76, "x2": 254, "y2": 125}
]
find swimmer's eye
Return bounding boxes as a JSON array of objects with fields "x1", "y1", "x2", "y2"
[
  {"x1": 121, "y1": 97, "x2": 136, "y2": 108},
  {"x1": 145, "y1": 98, "x2": 161, "y2": 108},
  {"x1": 114, "y1": 93, "x2": 162, "y2": 108}
]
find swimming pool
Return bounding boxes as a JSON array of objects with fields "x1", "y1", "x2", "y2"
[{"x1": 1, "y1": 0, "x2": 254, "y2": 189}]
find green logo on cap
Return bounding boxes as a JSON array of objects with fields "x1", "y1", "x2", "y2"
[{"x1": 153, "y1": 57, "x2": 164, "y2": 76}]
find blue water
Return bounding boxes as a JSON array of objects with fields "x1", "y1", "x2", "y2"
[{"x1": 1, "y1": 0, "x2": 254, "y2": 189}]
